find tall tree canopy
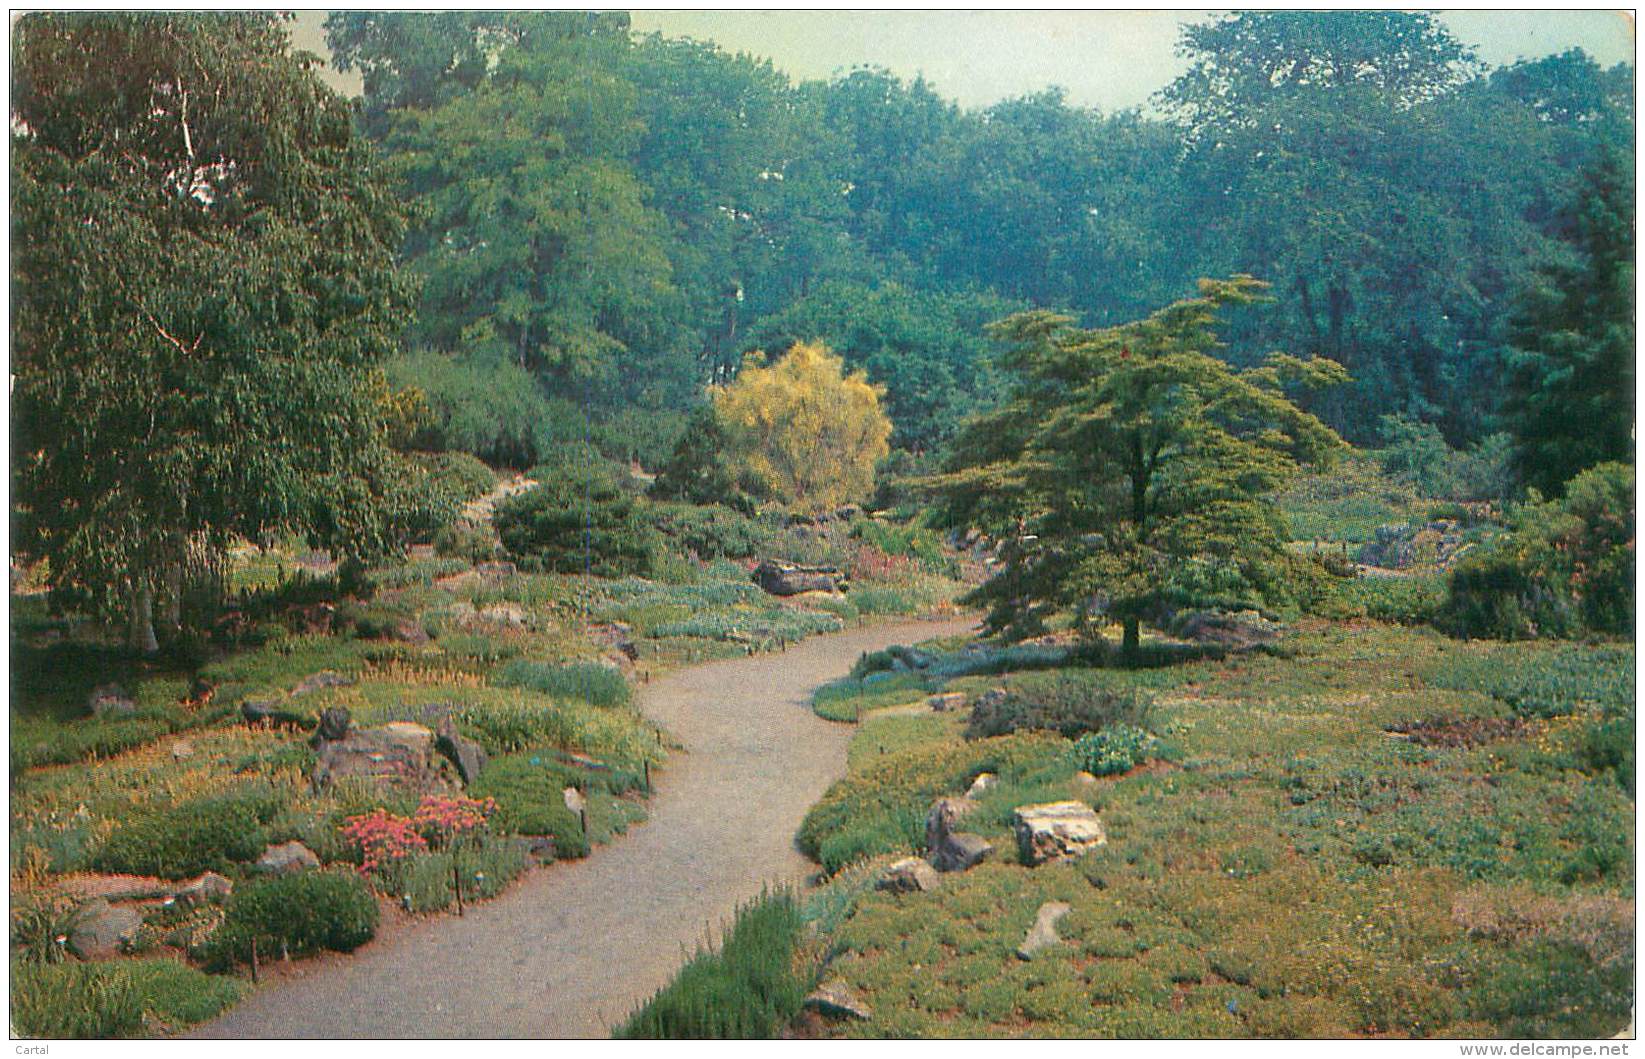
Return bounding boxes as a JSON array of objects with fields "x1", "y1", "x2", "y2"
[
  {"x1": 1502, "y1": 151, "x2": 1636, "y2": 496},
  {"x1": 928, "y1": 277, "x2": 1348, "y2": 651},
  {"x1": 316, "y1": 11, "x2": 1629, "y2": 468},
  {"x1": 11, "y1": 12, "x2": 414, "y2": 650}
]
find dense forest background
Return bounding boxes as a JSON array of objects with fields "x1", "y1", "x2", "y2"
[{"x1": 319, "y1": 10, "x2": 1634, "y2": 473}]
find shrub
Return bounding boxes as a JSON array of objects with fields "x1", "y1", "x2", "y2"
[
  {"x1": 94, "y1": 786, "x2": 285, "y2": 880},
  {"x1": 616, "y1": 890, "x2": 810, "y2": 1039},
  {"x1": 495, "y1": 659, "x2": 631, "y2": 708},
  {"x1": 650, "y1": 502, "x2": 777, "y2": 560},
  {"x1": 1071, "y1": 725, "x2": 1158, "y2": 776},
  {"x1": 204, "y1": 870, "x2": 378, "y2": 968},
  {"x1": 433, "y1": 522, "x2": 501, "y2": 564},
  {"x1": 496, "y1": 466, "x2": 660, "y2": 577},
  {"x1": 468, "y1": 753, "x2": 591, "y2": 858},
  {"x1": 851, "y1": 518, "x2": 955, "y2": 575},
  {"x1": 1441, "y1": 462, "x2": 1634, "y2": 639},
  {"x1": 418, "y1": 450, "x2": 496, "y2": 501},
  {"x1": 966, "y1": 673, "x2": 1154, "y2": 740}
]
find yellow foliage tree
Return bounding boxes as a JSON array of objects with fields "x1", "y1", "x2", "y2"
[{"x1": 712, "y1": 342, "x2": 893, "y2": 516}]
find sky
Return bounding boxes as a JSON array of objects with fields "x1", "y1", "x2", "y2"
[{"x1": 293, "y1": 10, "x2": 1635, "y2": 113}]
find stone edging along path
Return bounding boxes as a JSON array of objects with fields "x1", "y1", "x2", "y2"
[{"x1": 194, "y1": 614, "x2": 978, "y2": 1039}]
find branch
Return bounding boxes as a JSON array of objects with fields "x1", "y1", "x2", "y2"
[{"x1": 144, "y1": 312, "x2": 203, "y2": 356}]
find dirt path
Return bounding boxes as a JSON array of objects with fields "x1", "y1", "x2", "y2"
[{"x1": 195, "y1": 614, "x2": 976, "y2": 1039}]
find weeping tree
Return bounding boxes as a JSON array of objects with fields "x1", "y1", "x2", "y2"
[
  {"x1": 925, "y1": 276, "x2": 1348, "y2": 653},
  {"x1": 11, "y1": 13, "x2": 415, "y2": 651}
]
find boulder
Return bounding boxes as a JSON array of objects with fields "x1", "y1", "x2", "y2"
[
  {"x1": 175, "y1": 871, "x2": 233, "y2": 907},
  {"x1": 926, "y1": 798, "x2": 995, "y2": 873},
  {"x1": 88, "y1": 684, "x2": 136, "y2": 718},
  {"x1": 875, "y1": 856, "x2": 939, "y2": 894},
  {"x1": 965, "y1": 772, "x2": 997, "y2": 799},
  {"x1": 752, "y1": 559, "x2": 847, "y2": 596},
  {"x1": 928, "y1": 692, "x2": 966, "y2": 713},
  {"x1": 291, "y1": 670, "x2": 355, "y2": 697},
  {"x1": 254, "y1": 841, "x2": 320, "y2": 875},
  {"x1": 312, "y1": 722, "x2": 441, "y2": 792},
  {"x1": 476, "y1": 604, "x2": 527, "y2": 628},
  {"x1": 68, "y1": 899, "x2": 143, "y2": 959},
  {"x1": 316, "y1": 706, "x2": 352, "y2": 743},
  {"x1": 240, "y1": 698, "x2": 308, "y2": 729},
  {"x1": 1012, "y1": 801, "x2": 1108, "y2": 866},
  {"x1": 1016, "y1": 901, "x2": 1071, "y2": 960},
  {"x1": 436, "y1": 718, "x2": 488, "y2": 786},
  {"x1": 1174, "y1": 609, "x2": 1284, "y2": 649},
  {"x1": 520, "y1": 835, "x2": 557, "y2": 864},
  {"x1": 475, "y1": 561, "x2": 519, "y2": 582},
  {"x1": 392, "y1": 620, "x2": 431, "y2": 646},
  {"x1": 804, "y1": 980, "x2": 872, "y2": 1022}
]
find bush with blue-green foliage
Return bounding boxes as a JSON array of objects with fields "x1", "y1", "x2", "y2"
[
  {"x1": 495, "y1": 659, "x2": 631, "y2": 708},
  {"x1": 1071, "y1": 724, "x2": 1158, "y2": 776}
]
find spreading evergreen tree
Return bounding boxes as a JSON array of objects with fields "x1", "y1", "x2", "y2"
[
  {"x1": 1502, "y1": 151, "x2": 1636, "y2": 496},
  {"x1": 926, "y1": 277, "x2": 1348, "y2": 653}
]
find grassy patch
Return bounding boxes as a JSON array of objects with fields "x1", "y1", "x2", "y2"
[{"x1": 616, "y1": 890, "x2": 812, "y2": 1039}]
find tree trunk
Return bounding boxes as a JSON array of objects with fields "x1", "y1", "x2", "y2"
[
  {"x1": 163, "y1": 561, "x2": 182, "y2": 630},
  {"x1": 1122, "y1": 616, "x2": 1140, "y2": 659},
  {"x1": 128, "y1": 577, "x2": 159, "y2": 655}
]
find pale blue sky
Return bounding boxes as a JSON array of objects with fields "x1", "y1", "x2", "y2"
[{"x1": 294, "y1": 10, "x2": 1635, "y2": 113}]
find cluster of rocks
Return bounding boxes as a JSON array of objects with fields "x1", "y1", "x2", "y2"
[
  {"x1": 1357, "y1": 519, "x2": 1469, "y2": 570},
  {"x1": 307, "y1": 705, "x2": 487, "y2": 795},
  {"x1": 752, "y1": 559, "x2": 848, "y2": 596},
  {"x1": 1172, "y1": 609, "x2": 1285, "y2": 649},
  {"x1": 65, "y1": 869, "x2": 239, "y2": 960}
]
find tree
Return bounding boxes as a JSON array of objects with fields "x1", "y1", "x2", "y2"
[
  {"x1": 10, "y1": 13, "x2": 414, "y2": 651},
  {"x1": 927, "y1": 277, "x2": 1347, "y2": 653},
  {"x1": 1501, "y1": 151, "x2": 1635, "y2": 496},
  {"x1": 710, "y1": 342, "x2": 893, "y2": 516},
  {"x1": 329, "y1": 13, "x2": 691, "y2": 406}
]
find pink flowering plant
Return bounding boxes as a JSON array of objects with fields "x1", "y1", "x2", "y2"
[
  {"x1": 340, "y1": 809, "x2": 428, "y2": 876},
  {"x1": 412, "y1": 794, "x2": 497, "y2": 849}
]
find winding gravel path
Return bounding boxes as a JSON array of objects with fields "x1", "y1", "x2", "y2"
[{"x1": 195, "y1": 614, "x2": 975, "y2": 1039}]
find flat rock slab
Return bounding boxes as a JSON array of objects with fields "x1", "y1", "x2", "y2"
[
  {"x1": 875, "y1": 856, "x2": 939, "y2": 894},
  {"x1": 805, "y1": 980, "x2": 872, "y2": 1021},
  {"x1": 1017, "y1": 901, "x2": 1071, "y2": 960},
  {"x1": 1013, "y1": 800, "x2": 1107, "y2": 866}
]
